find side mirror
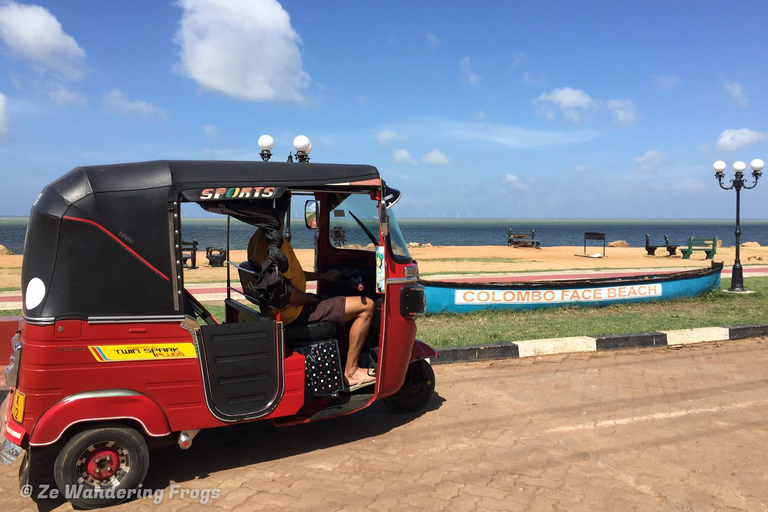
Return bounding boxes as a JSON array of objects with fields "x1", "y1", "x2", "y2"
[{"x1": 304, "y1": 200, "x2": 318, "y2": 229}]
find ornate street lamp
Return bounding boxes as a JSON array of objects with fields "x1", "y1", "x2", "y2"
[
  {"x1": 714, "y1": 158, "x2": 763, "y2": 292},
  {"x1": 258, "y1": 134, "x2": 275, "y2": 162},
  {"x1": 293, "y1": 135, "x2": 312, "y2": 163}
]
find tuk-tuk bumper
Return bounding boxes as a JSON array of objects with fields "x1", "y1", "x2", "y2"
[{"x1": 1, "y1": 392, "x2": 24, "y2": 465}]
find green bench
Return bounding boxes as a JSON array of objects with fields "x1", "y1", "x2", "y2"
[{"x1": 681, "y1": 237, "x2": 717, "y2": 260}]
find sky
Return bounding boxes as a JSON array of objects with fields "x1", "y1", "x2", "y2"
[{"x1": 0, "y1": 0, "x2": 767, "y2": 219}]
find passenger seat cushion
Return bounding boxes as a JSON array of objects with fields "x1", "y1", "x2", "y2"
[{"x1": 284, "y1": 321, "x2": 337, "y2": 344}]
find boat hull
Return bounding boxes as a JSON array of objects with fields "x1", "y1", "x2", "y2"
[{"x1": 421, "y1": 263, "x2": 723, "y2": 314}]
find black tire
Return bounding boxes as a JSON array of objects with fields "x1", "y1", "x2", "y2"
[
  {"x1": 384, "y1": 360, "x2": 436, "y2": 414},
  {"x1": 53, "y1": 426, "x2": 149, "y2": 509}
]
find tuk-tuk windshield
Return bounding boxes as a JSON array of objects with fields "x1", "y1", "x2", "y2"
[{"x1": 328, "y1": 193, "x2": 410, "y2": 259}]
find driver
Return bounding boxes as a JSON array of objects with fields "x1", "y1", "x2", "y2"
[{"x1": 248, "y1": 193, "x2": 376, "y2": 391}]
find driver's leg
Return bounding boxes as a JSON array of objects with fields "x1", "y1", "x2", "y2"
[{"x1": 341, "y1": 296, "x2": 375, "y2": 386}]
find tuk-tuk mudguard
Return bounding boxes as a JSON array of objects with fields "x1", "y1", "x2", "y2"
[
  {"x1": 410, "y1": 339, "x2": 437, "y2": 362},
  {"x1": 29, "y1": 390, "x2": 171, "y2": 447}
]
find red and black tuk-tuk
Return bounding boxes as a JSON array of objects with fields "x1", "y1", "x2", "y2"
[{"x1": 1, "y1": 158, "x2": 435, "y2": 508}]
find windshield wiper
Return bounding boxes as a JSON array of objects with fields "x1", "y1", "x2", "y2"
[{"x1": 348, "y1": 211, "x2": 378, "y2": 246}]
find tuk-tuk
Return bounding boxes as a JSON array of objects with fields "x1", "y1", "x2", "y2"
[{"x1": 1, "y1": 157, "x2": 435, "y2": 508}]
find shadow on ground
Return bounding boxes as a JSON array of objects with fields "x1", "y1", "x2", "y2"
[
  {"x1": 22, "y1": 392, "x2": 444, "y2": 511},
  {"x1": 142, "y1": 393, "x2": 444, "y2": 491}
]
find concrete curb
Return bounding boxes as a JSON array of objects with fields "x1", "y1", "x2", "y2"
[{"x1": 432, "y1": 323, "x2": 768, "y2": 365}]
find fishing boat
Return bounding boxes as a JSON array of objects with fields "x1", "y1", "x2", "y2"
[{"x1": 420, "y1": 261, "x2": 723, "y2": 314}]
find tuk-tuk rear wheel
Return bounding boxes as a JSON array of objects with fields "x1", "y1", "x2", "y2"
[
  {"x1": 53, "y1": 426, "x2": 149, "y2": 510},
  {"x1": 383, "y1": 359, "x2": 435, "y2": 414}
]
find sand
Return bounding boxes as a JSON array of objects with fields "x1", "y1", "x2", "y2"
[{"x1": 1, "y1": 244, "x2": 767, "y2": 289}]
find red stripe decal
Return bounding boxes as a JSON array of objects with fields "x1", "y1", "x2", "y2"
[{"x1": 63, "y1": 216, "x2": 170, "y2": 281}]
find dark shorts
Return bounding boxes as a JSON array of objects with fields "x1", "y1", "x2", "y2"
[{"x1": 293, "y1": 296, "x2": 346, "y2": 325}]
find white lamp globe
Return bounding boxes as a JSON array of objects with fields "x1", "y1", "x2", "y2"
[
  {"x1": 293, "y1": 135, "x2": 311, "y2": 153},
  {"x1": 306, "y1": 141, "x2": 313, "y2": 155},
  {"x1": 751, "y1": 158, "x2": 765, "y2": 172},
  {"x1": 258, "y1": 134, "x2": 275, "y2": 151},
  {"x1": 713, "y1": 160, "x2": 727, "y2": 173},
  {"x1": 733, "y1": 161, "x2": 746, "y2": 172}
]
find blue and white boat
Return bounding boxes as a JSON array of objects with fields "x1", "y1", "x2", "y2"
[{"x1": 421, "y1": 262, "x2": 723, "y2": 314}]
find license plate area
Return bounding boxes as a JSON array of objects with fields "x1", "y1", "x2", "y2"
[{"x1": 11, "y1": 391, "x2": 25, "y2": 424}]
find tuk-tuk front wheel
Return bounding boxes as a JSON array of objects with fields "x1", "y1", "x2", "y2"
[
  {"x1": 53, "y1": 426, "x2": 149, "y2": 509},
  {"x1": 383, "y1": 359, "x2": 435, "y2": 413}
]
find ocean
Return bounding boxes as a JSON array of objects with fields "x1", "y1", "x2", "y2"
[{"x1": 1, "y1": 217, "x2": 767, "y2": 255}]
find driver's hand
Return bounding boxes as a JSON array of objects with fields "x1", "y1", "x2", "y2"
[{"x1": 323, "y1": 269, "x2": 341, "y2": 282}]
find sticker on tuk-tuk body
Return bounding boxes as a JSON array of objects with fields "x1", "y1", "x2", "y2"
[
  {"x1": 375, "y1": 246, "x2": 386, "y2": 294},
  {"x1": 88, "y1": 343, "x2": 198, "y2": 362}
]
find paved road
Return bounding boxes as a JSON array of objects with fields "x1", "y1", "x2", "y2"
[{"x1": 2, "y1": 338, "x2": 768, "y2": 511}]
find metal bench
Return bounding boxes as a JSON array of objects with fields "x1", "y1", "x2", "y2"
[
  {"x1": 181, "y1": 239, "x2": 198, "y2": 269},
  {"x1": 645, "y1": 234, "x2": 678, "y2": 256},
  {"x1": 681, "y1": 237, "x2": 717, "y2": 260},
  {"x1": 206, "y1": 246, "x2": 227, "y2": 267},
  {"x1": 507, "y1": 228, "x2": 541, "y2": 248}
]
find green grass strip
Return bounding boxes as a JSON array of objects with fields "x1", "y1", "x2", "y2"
[{"x1": 417, "y1": 277, "x2": 768, "y2": 348}]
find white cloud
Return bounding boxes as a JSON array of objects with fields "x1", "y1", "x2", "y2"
[
  {"x1": 503, "y1": 174, "x2": 528, "y2": 191},
  {"x1": 391, "y1": 149, "x2": 416, "y2": 165},
  {"x1": 356, "y1": 94, "x2": 368, "y2": 103},
  {"x1": 460, "y1": 57, "x2": 481, "y2": 86},
  {"x1": 575, "y1": 164, "x2": 591, "y2": 173},
  {"x1": 435, "y1": 119, "x2": 602, "y2": 148},
  {"x1": 426, "y1": 33, "x2": 439, "y2": 48},
  {"x1": 607, "y1": 99, "x2": 638, "y2": 128},
  {"x1": 716, "y1": 128, "x2": 768, "y2": 152},
  {"x1": 534, "y1": 87, "x2": 597, "y2": 123},
  {"x1": 0, "y1": 1, "x2": 86, "y2": 80},
  {"x1": 511, "y1": 52, "x2": 526, "y2": 69},
  {"x1": 102, "y1": 89, "x2": 167, "y2": 120},
  {"x1": 421, "y1": 149, "x2": 449, "y2": 166},
  {"x1": 634, "y1": 150, "x2": 670, "y2": 173},
  {"x1": 650, "y1": 74, "x2": 680, "y2": 90},
  {"x1": 47, "y1": 85, "x2": 87, "y2": 107},
  {"x1": 0, "y1": 91, "x2": 10, "y2": 138},
  {"x1": 376, "y1": 129, "x2": 407, "y2": 147},
  {"x1": 522, "y1": 71, "x2": 546, "y2": 85},
  {"x1": 174, "y1": 0, "x2": 309, "y2": 103},
  {"x1": 723, "y1": 81, "x2": 749, "y2": 109},
  {"x1": 202, "y1": 124, "x2": 218, "y2": 137}
]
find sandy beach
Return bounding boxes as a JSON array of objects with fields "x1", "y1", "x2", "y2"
[{"x1": 1, "y1": 244, "x2": 766, "y2": 289}]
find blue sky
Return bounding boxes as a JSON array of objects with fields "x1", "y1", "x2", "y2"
[{"x1": 0, "y1": 0, "x2": 767, "y2": 218}]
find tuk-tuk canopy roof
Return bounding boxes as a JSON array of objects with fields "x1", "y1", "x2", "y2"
[
  {"x1": 23, "y1": 160, "x2": 381, "y2": 321},
  {"x1": 36, "y1": 160, "x2": 381, "y2": 218}
]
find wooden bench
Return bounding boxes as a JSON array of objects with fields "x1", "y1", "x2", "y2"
[
  {"x1": 507, "y1": 228, "x2": 541, "y2": 248},
  {"x1": 181, "y1": 239, "x2": 198, "y2": 269},
  {"x1": 645, "y1": 234, "x2": 678, "y2": 256},
  {"x1": 206, "y1": 246, "x2": 227, "y2": 267},
  {"x1": 680, "y1": 237, "x2": 717, "y2": 260}
]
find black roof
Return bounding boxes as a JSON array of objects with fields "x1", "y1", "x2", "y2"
[
  {"x1": 22, "y1": 160, "x2": 382, "y2": 320},
  {"x1": 41, "y1": 160, "x2": 381, "y2": 213}
]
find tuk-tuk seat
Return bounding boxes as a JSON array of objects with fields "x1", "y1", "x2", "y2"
[{"x1": 236, "y1": 261, "x2": 336, "y2": 345}]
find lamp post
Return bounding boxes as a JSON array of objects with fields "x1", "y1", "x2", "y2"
[
  {"x1": 258, "y1": 134, "x2": 274, "y2": 162},
  {"x1": 713, "y1": 158, "x2": 763, "y2": 292}
]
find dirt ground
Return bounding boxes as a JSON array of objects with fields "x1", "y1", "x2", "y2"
[
  {"x1": 1, "y1": 244, "x2": 767, "y2": 289},
  {"x1": 3, "y1": 338, "x2": 768, "y2": 511}
]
